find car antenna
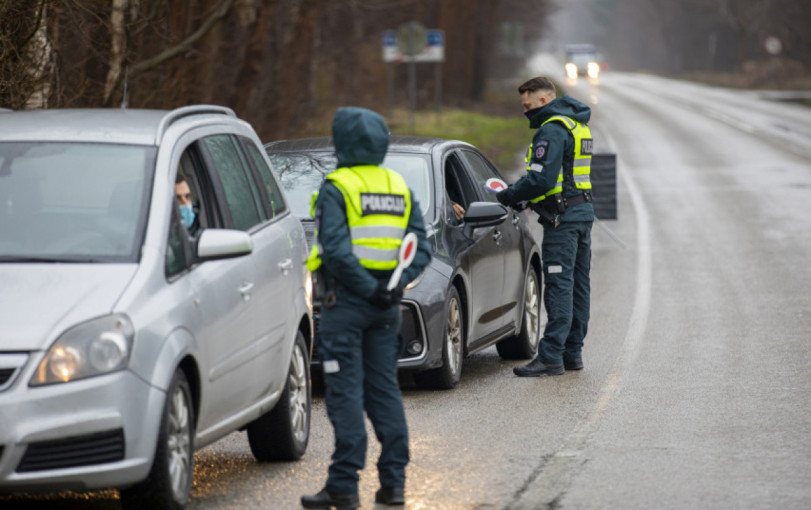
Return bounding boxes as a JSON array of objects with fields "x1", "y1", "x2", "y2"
[{"x1": 120, "y1": 66, "x2": 128, "y2": 109}]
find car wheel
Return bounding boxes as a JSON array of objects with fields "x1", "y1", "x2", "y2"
[
  {"x1": 120, "y1": 369, "x2": 194, "y2": 510},
  {"x1": 414, "y1": 286, "x2": 464, "y2": 390},
  {"x1": 247, "y1": 330, "x2": 311, "y2": 461},
  {"x1": 497, "y1": 267, "x2": 541, "y2": 360}
]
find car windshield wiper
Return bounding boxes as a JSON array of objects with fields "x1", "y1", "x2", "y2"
[{"x1": 0, "y1": 255, "x2": 103, "y2": 263}]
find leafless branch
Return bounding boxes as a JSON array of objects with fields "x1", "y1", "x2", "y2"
[{"x1": 128, "y1": 0, "x2": 235, "y2": 76}]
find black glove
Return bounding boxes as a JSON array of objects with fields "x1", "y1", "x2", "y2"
[
  {"x1": 495, "y1": 189, "x2": 511, "y2": 207},
  {"x1": 369, "y1": 279, "x2": 403, "y2": 309}
]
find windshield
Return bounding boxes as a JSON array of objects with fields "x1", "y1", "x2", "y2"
[
  {"x1": 269, "y1": 151, "x2": 432, "y2": 219},
  {"x1": 0, "y1": 142, "x2": 155, "y2": 262},
  {"x1": 567, "y1": 52, "x2": 597, "y2": 68}
]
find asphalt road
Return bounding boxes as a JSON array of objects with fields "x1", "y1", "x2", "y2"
[{"x1": 4, "y1": 61, "x2": 811, "y2": 510}]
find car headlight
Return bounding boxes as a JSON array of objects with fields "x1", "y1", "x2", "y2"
[
  {"x1": 31, "y1": 314, "x2": 134, "y2": 386},
  {"x1": 565, "y1": 63, "x2": 578, "y2": 79},
  {"x1": 587, "y1": 62, "x2": 600, "y2": 78}
]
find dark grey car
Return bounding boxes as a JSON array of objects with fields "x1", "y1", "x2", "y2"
[{"x1": 266, "y1": 136, "x2": 542, "y2": 390}]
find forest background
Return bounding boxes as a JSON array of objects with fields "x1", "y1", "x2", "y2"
[{"x1": 1, "y1": 0, "x2": 809, "y2": 144}]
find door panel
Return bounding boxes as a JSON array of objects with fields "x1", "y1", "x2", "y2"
[
  {"x1": 442, "y1": 152, "x2": 505, "y2": 342},
  {"x1": 193, "y1": 135, "x2": 269, "y2": 429},
  {"x1": 457, "y1": 148, "x2": 523, "y2": 330}
]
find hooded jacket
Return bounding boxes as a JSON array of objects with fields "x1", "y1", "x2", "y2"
[
  {"x1": 504, "y1": 95, "x2": 594, "y2": 223},
  {"x1": 313, "y1": 107, "x2": 431, "y2": 302}
]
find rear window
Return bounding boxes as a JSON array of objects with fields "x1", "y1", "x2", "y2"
[{"x1": 268, "y1": 151, "x2": 432, "y2": 219}]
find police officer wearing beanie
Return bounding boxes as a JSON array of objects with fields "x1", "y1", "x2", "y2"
[
  {"x1": 496, "y1": 77, "x2": 594, "y2": 377},
  {"x1": 301, "y1": 107, "x2": 431, "y2": 509}
]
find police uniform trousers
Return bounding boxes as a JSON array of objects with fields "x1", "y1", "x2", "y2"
[
  {"x1": 318, "y1": 292, "x2": 408, "y2": 495},
  {"x1": 538, "y1": 220, "x2": 592, "y2": 364}
]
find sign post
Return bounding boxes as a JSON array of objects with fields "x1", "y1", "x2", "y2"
[{"x1": 382, "y1": 24, "x2": 445, "y2": 134}]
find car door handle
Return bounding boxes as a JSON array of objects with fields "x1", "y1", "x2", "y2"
[
  {"x1": 278, "y1": 258, "x2": 294, "y2": 274},
  {"x1": 238, "y1": 282, "x2": 255, "y2": 301},
  {"x1": 493, "y1": 230, "x2": 503, "y2": 244},
  {"x1": 512, "y1": 215, "x2": 520, "y2": 227}
]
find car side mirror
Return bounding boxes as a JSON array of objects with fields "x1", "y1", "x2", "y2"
[
  {"x1": 196, "y1": 229, "x2": 253, "y2": 261},
  {"x1": 463, "y1": 201, "x2": 508, "y2": 236}
]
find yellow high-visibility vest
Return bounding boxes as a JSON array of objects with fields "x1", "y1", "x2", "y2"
[
  {"x1": 307, "y1": 166, "x2": 411, "y2": 272},
  {"x1": 525, "y1": 115, "x2": 592, "y2": 204}
]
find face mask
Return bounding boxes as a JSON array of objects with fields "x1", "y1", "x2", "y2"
[
  {"x1": 179, "y1": 204, "x2": 195, "y2": 229},
  {"x1": 524, "y1": 106, "x2": 543, "y2": 120}
]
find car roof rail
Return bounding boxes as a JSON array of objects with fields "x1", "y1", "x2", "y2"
[{"x1": 156, "y1": 105, "x2": 236, "y2": 139}]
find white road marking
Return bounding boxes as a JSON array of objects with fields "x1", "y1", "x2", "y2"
[{"x1": 511, "y1": 127, "x2": 653, "y2": 510}]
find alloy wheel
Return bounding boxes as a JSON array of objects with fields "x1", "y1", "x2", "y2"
[
  {"x1": 168, "y1": 383, "x2": 192, "y2": 500},
  {"x1": 524, "y1": 272, "x2": 541, "y2": 352},
  {"x1": 288, "y1": 343, "x2": 308, "y2": 443},
  {"x1": 446, "y1": 296, "x2": 463, "y2": 376}
]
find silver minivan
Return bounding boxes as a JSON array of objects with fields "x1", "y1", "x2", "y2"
[{"x1": 0, "y1": 106, "x2": 313, "y2": 509}]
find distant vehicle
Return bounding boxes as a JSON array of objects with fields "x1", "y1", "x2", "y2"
[
  {"x1": 266, "y1": 136, "x2": 543, "y2": 390},
  {"x1": 0, "y1": 106, "x2": 313, "y2": 509},
  {"x1": 565, "y1": 43, "x2": 600, "y2": 81}
]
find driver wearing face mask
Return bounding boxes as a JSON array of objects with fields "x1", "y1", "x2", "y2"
[{"x1": 174, "y1": 177, "x2": 198, "y2": 233}]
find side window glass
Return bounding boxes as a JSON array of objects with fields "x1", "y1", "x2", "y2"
[
  {"x1": 444, "y1": 154, "x2": 472, "y2": 225},
  {"x1": 460, "y1": 149, "x2": 501, "y2": 203},
  {"x1": 245, "y1": 141, "x2": 288, "y2": 218},
  {"x1": 165, "y1": 207, "x2": 191, "y2": 277},
  {"x1": 175, "y1": 151, "x2": 202, "y2": 234},
  {"x1": 203, "y1": 135, "x2": 264, "y2": 231},
  {"x1": 166, "y1": 146, "x2": 207, "y2": 277}
]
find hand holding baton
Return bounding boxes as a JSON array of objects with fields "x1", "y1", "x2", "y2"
[{"x1": 387, "y1": 232, "x2": 418, "y2": 291}]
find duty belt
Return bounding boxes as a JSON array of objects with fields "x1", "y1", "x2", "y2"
[
  {"x1": 529, "y1": 192, "x2": 592, "y2": 228},
  {"x1": 531, "y1": 192, "x2": 592, "y2": 214}
]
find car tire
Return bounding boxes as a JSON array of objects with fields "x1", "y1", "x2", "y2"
[
  {"x1": 497, "y1": 267, "x2": 541, "y2": 360},
  {"x1": 247, "y1": 330, "x2": 311, "y2": 461},
  {"x1": 120, "y1": 369, "x2": 195, "y2": 510},
  {"x1": 414, "y1": 286, "x2": 464, "y2": 390}
]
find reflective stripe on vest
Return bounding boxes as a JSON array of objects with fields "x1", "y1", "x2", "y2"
[
  {"x1": 525, "y1": 115, "x2": 593, "y2": 204},
  {"x1": 306, "y1": 166, "x2": 411, "y2": 272}
]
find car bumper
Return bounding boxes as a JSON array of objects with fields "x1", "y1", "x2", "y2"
[
  {"x1": 312, "y1": 298, "x2": 430, "y2": 369},
  {"x1": 0, "y1": 364, "x2": 165, "y2": 493}
]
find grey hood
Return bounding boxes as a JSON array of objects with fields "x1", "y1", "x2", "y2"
[{"x1": 0, "y1": 264, "x2": 136, "y2": 350}]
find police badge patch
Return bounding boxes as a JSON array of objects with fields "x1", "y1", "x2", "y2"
[
  {"x1": 360, "y1": 192, "x2": 406, "y2": 216},
  {"x1": 535, "y1": 140, "x2": 549, "y2": 159}
]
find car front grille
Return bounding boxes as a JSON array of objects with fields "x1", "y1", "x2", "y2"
[
  {"x1": 0, "y1": 368, "x2": 13, "y2": 385},
  {"x1": 0, "y1": 353, "x2": 28, "y2": 392},
  {"x1": 17, "y1": 429, "x2": 125, "y2": 473}
]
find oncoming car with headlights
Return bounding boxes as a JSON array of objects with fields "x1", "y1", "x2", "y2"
[
  {"x1": 565, "y1": 43, "x2": 601, "y2": 81},
  {"x1": 0, "y1": 106, "x2": 313, "y2": 509}
]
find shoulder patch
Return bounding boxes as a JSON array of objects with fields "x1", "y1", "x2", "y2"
[{"x1": 535, "y1": 140, "x2": 550, "y2": 159}]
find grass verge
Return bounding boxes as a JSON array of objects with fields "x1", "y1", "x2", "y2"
[{"x1": 387, "y1": 108, "x2": 529, "y2": 172}]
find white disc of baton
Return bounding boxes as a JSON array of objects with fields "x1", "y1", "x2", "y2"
[
  {"x1": 485, "y1": 177, "x2": 507, "y2": 193},
  {"x1": 387, "y1": 233, "x2": 418, "y2": 291}
]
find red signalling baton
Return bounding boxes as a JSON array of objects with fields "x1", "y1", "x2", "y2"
[
  {"x1": 484, "y1": 177, "x2": 507, "y2": 193},
  {"x1": 387, "y1": 233, "x2": 418, "y2": 291}
]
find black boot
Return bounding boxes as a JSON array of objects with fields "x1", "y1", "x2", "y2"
[
  {"x1": 513, "y1": 358, "x2": 564, "y2": 377},
  {"x1": 563, "y1": 356, "x2": 583, "y2": 371},
  {"x1": 300, "y1": 488, "x2": 360, "y2": 509},
  {"x1": 375, "y1": 486, "x2": 405, "y2": 505}
]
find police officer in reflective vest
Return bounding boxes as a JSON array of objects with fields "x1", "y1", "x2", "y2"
[
  {"x1": 496, "y1": 76, "x2": 594, "y2": 377},
  {"x1": 301, "y1": 107, "x2": 431, "y2": 510}
]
